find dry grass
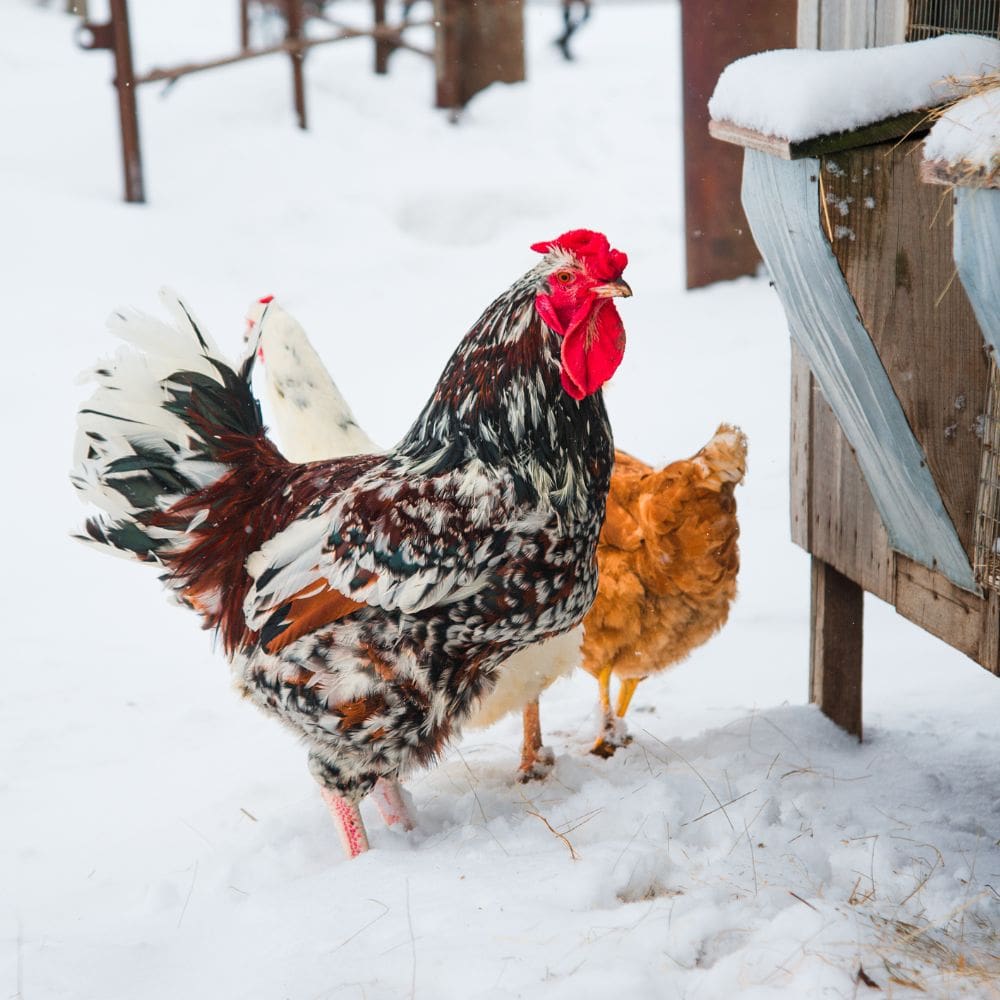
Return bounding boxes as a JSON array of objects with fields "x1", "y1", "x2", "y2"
[
  {"x1": 865, "y1": 909, "x2": 1000, "y2": 996},
  {"x1": 923, "y1": 71, "x2": 1000, "y2": 189}
]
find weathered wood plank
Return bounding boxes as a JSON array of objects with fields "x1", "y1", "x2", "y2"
[
  {"x1": 710, "y1": 112, "x2": 930, "y2": 161},
  {"x1": 741, "y1": 149, "x2": 978, "y2": 592},
  {"x1": 709, "y1": 120, "x2": 794, "y2": 160},
  {"x1": 809, "y1": 382, "x2": 895, "y2": 602},
  {"x1": 822, "y1": 143, "x2": 989, "y2": 562},
  {"x1": 895, "y1": 554, "x2": 985, "y2": 659},
  {"x1": 979, "y1": 587, "x2": 1000, "y2": 676},
  {"x1": 797, "y1": 0, "x2": 907, "y2": 48},
  {"x1": 810, "y1": 557, "x2": 864, "y2": 739},
  {"x1": 790, "y1": 341, "x2": 812, "y2": 551}
]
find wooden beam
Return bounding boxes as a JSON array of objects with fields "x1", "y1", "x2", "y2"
[
  {"x1": 710, "y1": 111, "x2": 931, "y2": 161},
  {"x1": 810, "y1": 557, "x2": 864, "y2": 739}
]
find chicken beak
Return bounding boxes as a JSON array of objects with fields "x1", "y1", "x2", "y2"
[{"x1": 592, "y1": 279, "x2": 632, "y2": 299}]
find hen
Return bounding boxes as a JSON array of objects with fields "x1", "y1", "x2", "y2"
[
  {"x1": 248, "y1": 298, "x2": 581, "y2": 781},
  {"x1": 72, "y1": 230, "x2": 632, "y2": 857},
  {"x1": 585, "y1": 428, "x2": 747, "y2": 757}
]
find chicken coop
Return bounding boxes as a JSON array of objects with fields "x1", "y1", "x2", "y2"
[{"x1": 708, "y1": 3, "x2": 1000, "y2": 738}]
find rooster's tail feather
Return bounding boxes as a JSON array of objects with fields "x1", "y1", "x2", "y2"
[{"x1": 72, "y1": 289, "x2": 265, "y2": 565}]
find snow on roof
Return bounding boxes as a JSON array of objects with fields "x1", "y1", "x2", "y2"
[
  {"x1": 709, "y1": 34, "x2": 1000, "y2": 143},
  {"x1": 923, "y1": 83, "x2": 1000, "y2": 179}
]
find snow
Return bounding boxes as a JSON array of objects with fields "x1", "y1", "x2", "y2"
[
  {"x1": 709, "y1": 34, "x2": 1000, "y2": 142},
  {"x1": 5, "y1": 2, "x2": 1000, "y2": 997},
  {"x1": 924, "y1": 85, "x2": 1000, "y2": 177}
]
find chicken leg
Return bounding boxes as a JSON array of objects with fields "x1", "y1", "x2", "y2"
[
  {"x1": 320, "y1": 788, "x2": 370, "y2": 858},
  {"x1": 517, "y1": 700, "x2": 556, "y2": 782},
  {"x1": 615, "y1": 677, "x2": 641, "y2": 718},
  {"x1": 590, "y1": 666, "x2": 631, "y2": 758}
]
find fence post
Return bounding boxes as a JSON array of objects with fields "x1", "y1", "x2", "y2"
[
  {"x1": 108, "y1": 0, "x2": 145, "y2": 203},
  {"x1": 285, "y1": 0, "x2": 307, "y2": 128}
]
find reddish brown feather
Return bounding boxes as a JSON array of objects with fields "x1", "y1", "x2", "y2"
[
  {"x1": 262, "y1": 581, "x2": 367, "y2": 655},
  {"x1": 151, "y1": 427, "x2": 381, "y2": 655}
]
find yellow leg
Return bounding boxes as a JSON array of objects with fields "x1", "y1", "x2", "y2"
[
  {"x1": 590, "y1": 666, "x2": 618, "y2": 758},
  {"x1": 615, "y1": 677, "x2": 642, "y2": 719}
]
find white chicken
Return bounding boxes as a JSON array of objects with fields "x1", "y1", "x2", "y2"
[{"x1": 247, "y1": 297, "x2": 580, "y2": 781}]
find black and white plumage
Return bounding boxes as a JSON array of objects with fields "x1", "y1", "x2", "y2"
[
  {"x1": 72, "y1": 232, "x2": 631, "y2": 856},
  {"x1": 249, "y1": 299, "x2": 582, "y2": 776}
]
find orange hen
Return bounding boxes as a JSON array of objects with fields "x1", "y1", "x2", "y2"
[{"x1": 584, "y1": 425, "x2": 747, "y2": 756}]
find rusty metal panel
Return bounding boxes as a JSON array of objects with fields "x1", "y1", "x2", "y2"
[{"x1": 682, "y1": 0, "x2": 796, "y2": 289}]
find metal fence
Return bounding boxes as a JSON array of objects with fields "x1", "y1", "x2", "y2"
[{"x1": 907, "y1": 0, "x2": 1000, "y2": 40}]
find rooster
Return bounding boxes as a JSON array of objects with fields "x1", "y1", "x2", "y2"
[
  {"x1": 585, "y1": 429, "x2": 747, "y2": 757},
  {"x1": 247, "y1": 303, "x2": 745, "y2": 766},
  {"x1": 247, "y1": 298, "x2": 581, "y2": 781},
  {"x1": 72, "y1": 230, "x2": 632, "y2": 857}
]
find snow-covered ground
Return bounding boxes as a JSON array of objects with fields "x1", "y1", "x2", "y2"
[{"x1": 4, "y1": 2, "x2": 1000, "y2": 997}]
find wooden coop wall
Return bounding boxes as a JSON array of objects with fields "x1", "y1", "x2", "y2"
[{"x1": 790, "y1": 141, "x2": 1000, "y2": 676}]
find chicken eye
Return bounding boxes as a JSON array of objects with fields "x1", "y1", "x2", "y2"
[{"x1": 556, "y1": 271, "x2": 574, "y2": 284}]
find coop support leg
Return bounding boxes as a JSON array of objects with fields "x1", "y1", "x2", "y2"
[
  {"x1": 809, "y1": 556, "x2": 864, "y2": 739},
  {"x1": 108, "y1": 0, "x2": 144, "y2": 203}
]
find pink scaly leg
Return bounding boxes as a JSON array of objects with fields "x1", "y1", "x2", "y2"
[
  {"x1": 372, "y1": 777, "x2": 416, "y2": 831},
  {"x1": 320, "y1": 788, "x2": 370, "y2": 858}
]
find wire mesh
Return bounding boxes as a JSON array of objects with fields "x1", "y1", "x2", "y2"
[
  {"x1": 973, "y1": 360, "x2": 1000, "y2": 590},
  {"x1": 907, "y1": 0, "x2": 1000, "y2": 40}
]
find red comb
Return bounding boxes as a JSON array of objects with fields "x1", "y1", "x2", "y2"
[
  {"x1": 258, "y1": 294, "x2": 274, "y2": 304},
  {"x1": 530, "y1": 230, "x2": 627, "y2": 281}
]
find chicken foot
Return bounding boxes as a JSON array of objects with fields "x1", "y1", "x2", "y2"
[
  {"x1": 372, "y1": 777, "x2": 416, "y2": 831},
  {"x1": 590, "y1": 667, "x2": 635, "y2": 758},
  {"x1": 517, "y1": 700, "x2": 556, "y2": 782}
]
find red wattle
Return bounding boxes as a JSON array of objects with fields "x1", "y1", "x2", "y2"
[{"x1": 560, "y1": 300, "x2": 625, "y2": 399}]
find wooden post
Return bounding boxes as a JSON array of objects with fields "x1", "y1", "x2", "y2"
[
  {"x1": 684, "y1": 0, "x2": 796, "y2": 289},
  {"x1": 373, "y1": 0, "x2": 391, "y2": 74},
  {"x1": 810, "y1": 557, "x2": 864, "y2": 739},
  {"x1": 240, "y1": 0, "x2": 251, "y2": 50},
  {"x1": 285, "y1": 0, "x2": 307, "y2": 129},
  {"x1": 434, "y1": 0, "x2": 524, "y2": 113},
  {"x1": 108, "y1": 0, "x2": 144, "y2": 204}
]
